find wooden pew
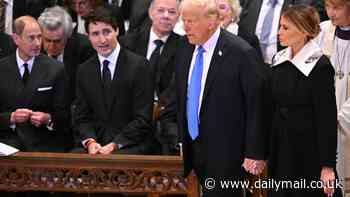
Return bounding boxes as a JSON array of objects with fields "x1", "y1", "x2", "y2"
[{"x1": 0, "y1": 152, "x2": 199, "y2": 197}]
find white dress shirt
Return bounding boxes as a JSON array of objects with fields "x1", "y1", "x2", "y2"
[
  {"x1": 255, "y1": 0, "x2": 284, "y2": 64},
  {"x1": 97, "y1": 44, "x2": 121, "y2": 80},
  {"x1": 187, "y1": 28, "x2": 220, "y2": 114},
  {"x1": 16, "y1": 49, "x2": 35, "y2": 76},
  {"x1": 77, "y1": 16, "x2": 87, "y2": 35},
  {"x1": 146, "y1": 28, "x2": 169, "y2": 60}
]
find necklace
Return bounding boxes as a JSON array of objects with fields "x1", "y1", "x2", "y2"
[{"x1": 335, "y1": 37, "x2": 350, "y2": 79}]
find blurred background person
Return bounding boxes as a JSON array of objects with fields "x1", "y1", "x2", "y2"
[
  {"x1": 0, "y1": 32, "x2": 15, "y2": 59},
  {"x1": 64, "y1": 0, "x2": 125, "y2": 35},
  {"x1": 216, "y1": 0, "x2": 262, "y2": 58},
  {"x1": 317, "y1": 0, "x2": 350, "y2": 194},
  {"x1": 268, "y1": 5, "x2": 342, "y2": 197},
  {"x1": 0, "y1": 0, "x2": 54, "y2": 35},
  {"x1": 239, "y1": 0, "x2": 314, "y2": 64}
]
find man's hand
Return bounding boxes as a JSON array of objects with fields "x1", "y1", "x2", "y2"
[
  {"x1": 99, "y1": 142, "x2": 117, "y2": 155},
  {"x1": 10, "y1": 109, "x2": 33, "y2": 124},
  {"x1": 30, "y1": 112, "x2": 51, "y2": 127},
  {"x1": 87, "y1": 141, "x2": 102, "y2": 154},
  {"x1": 242, "y1": 158, "x2": 266, "y2": 175},
  {"x1": 321, "y1": 167, "x2": 335, "y2": 197}
]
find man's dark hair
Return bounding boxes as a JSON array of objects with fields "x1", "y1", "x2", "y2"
[{"x1": 84, "y1": 6, "x2": 119, "y2": 34}]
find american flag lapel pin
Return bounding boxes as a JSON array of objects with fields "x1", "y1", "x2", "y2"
[{"x1": 218, "y1": 50, "x2": 223, "y2": 56}]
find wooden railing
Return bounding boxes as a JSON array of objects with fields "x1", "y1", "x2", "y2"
[{"x1": 0, "y1": 152, "x2": 199, "y2": 197}]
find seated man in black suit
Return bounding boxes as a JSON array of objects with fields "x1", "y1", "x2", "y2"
[
  {"x1": 119, "y1": 0, "x2": 181, "y2": 155},
  {"x1": 73, "y1": 6, "x2": 156, "y2": 155},
  {"x1": 0, "y1": 16, "x2": 71, "y2": 152},
  {"x1": 38, "y1": 6, "x2": 95, "y2": 102}
]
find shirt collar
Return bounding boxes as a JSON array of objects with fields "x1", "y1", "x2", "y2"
[
  {"x1": 149, "y1": 28, "x2": 170, "y2": 45},
  {"x1": 197, "y1": 27, "x2": 221, "y2": 53},
  {"x1": 272, "y1": 40, "x2": 323, "y2": 77},
  {"x1": 16, "y1": 49, "x2": 35, "y2": 70},
  {"x1": 97, "y1": 44, "x2": 120, "y2": 69},
  {"x1": 265, "y1": 0, "x2": 283, "y2": 6},
  {"x1": 4, "y1": 0, "x2": 13, "y2": 6}
]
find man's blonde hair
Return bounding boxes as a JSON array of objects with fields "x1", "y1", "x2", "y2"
[{"x1": 180, "y1": 0, "x2": 219, "y2": 18}]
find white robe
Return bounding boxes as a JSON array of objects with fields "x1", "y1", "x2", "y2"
[{"x1": 317, "y1": 20, "x2": 350, "y2": 194}]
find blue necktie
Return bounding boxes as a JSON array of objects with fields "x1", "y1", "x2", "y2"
[
  {"x1": 187, "y1": 46, "x2": 205, "y2": 140},
  {"x1": 260, "y1": 0, "x2": 278, "y2": 58}
]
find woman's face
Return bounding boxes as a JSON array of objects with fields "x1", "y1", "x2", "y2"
[
  {"x1": 278, "y1": 16, "x2": 308, "y2": 49},
  {"x1": 325, "y1": 1, "x2": 350, "y2": 26},
  {"x1": 216, "y1": 0, "x2": 235, "y2": 26}
]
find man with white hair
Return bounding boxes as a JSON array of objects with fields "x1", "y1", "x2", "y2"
[
  {"x1": 38, "y1": 6, "x2": 94, "y2": 102},
  {"x1": 119, "y1": 0, "x2": 182, "y2": 154}
]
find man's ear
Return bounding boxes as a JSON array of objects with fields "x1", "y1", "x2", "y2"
[
  {"x1": 148, "y1": 6, "x2": 153, "y2": 21},
  {"x1": 12, "y1": 33, "x2": 20, "y2": 46},
  {"x1": 115, "y1": 27, "x2": 119, "y2": 37}
]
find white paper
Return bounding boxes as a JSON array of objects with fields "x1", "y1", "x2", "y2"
[{"x1": 0, "y1": 142, "x2": 19, "y2": 156}]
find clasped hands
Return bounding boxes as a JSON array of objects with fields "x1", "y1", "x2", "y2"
[
  {"x1": 87, "y1": 140, "x2": 117, "y2": 155},
  {"x1": 10, "y1": 108, "x2": 51, "y2": 127},
  {"x1": 242, "y1": 158, "x2": 266, "y2": 175}
]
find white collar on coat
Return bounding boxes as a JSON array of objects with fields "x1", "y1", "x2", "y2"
[{"x1": 272, "y1": 40, "x2": 323, "y2": 77}]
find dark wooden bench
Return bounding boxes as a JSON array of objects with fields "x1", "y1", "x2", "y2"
[{"x1": 0, "y1": 152, "x2": 199, "y2": 197}]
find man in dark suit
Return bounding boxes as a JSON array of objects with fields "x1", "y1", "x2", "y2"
[
  {"x1": 0, "y1": 16, "x2": 71, "y2": 152},
  {"x1": 73, "y1": 6, "x2": 155, "y2": 155},
  {"x1": 0, "y1": 32, "x2": 15, "y2": 58},
  {"x1": 38, "y1": 6, "x2": 95, "y2": 102},
  {"x1": 238, "y1": 0, "x2": 314, "y2": 63},
  {"x1": 176, "y1": 0, "x2": 266, "y2": 196},
  {"x1": 119, "y1": 0, "x2": 181, "y2": 154}
]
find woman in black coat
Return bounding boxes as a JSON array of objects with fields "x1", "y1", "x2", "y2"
[{"x1": 267, "y1": 5, "x2": 342, "y2": 197}]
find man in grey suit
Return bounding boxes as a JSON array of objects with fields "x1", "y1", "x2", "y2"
[{"x1": 0, "y1": 16, "x2": 71, "y2": 152}]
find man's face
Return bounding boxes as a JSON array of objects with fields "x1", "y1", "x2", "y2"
[
  {"x1": 182, "y1": 4, "x2": 215, "y2": 45},
  {"x1": 42, "y1": 28, "x2": 66, "y2": 57},
  {"x1": 72, "y1": 0, "x2": 92, "y2": 17},
  {"x1": 13, "y1": 20, "x2": 42, "y2": 61},
  {"x1": 88, "y1": 21, "x2": 118, "y2": 57},
  {"x1": 149, "y1": 0, "x2": 179, "y2": 36}
]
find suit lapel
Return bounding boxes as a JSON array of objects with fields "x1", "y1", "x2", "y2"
[
  {"x1": 156, "y1": 32, "x2": 178, "y2": 85},
  {"x1": 200, "y1": 31, "x2": 227, "y2": 115},
  {"x1": 8, "y1": 54, "x2": 26, "y2": 107},
  {"x1": 135, "y1": 28, "x2": 149, "y2": 57},
  {"x1": 180, "y1": 42, "x2": 195, "y2": 115}
]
